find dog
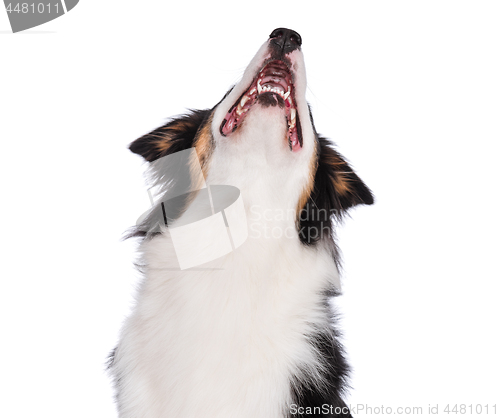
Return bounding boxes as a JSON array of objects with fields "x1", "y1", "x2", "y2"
[{"x1": 108, "y1": 28, "x2": 373, "y2": 418}]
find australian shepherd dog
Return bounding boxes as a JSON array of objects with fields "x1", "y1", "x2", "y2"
[{"x1": 108, "y1": 28, "x2": 373, "y2": 418}]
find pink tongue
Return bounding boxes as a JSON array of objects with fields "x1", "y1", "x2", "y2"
[{"x1": 224, "y1": 117, "x2": 236, "y2": 134}]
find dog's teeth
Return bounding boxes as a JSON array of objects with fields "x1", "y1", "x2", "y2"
[
  {"x1": 236, "y1": 102, "x2": 249, "y2": 116},
  {"x1": 273, "y1": 87, "x2": 285, "y2": 96},
  {"x1": 240, "y1": 95, "x2": 250, "y2": 107},
  {"x1": 249, "y1": 88, "x2": 256, "y2": 95},
  {"x1": 257, "y1": 79, "x2": 263, "y2": 94},
  {"x1": 284, "y1": 86, "x2": 291, "y2": 100},
  {"x1": 289, "y1": 108, "x2": 296, "y2": 129}
]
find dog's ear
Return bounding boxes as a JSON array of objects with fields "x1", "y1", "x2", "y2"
[
  {"x1": 298, "y1": 137, "x2": 373, "y2": 246},
  {"x1": 315, "y1": 137, "x2": 374, "y2": 215},
  {"x1": 129, "y1": 109, "x2": 211, "y2": 162}
]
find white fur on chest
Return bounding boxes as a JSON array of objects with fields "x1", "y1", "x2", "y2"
[
  {"x1": 113, "y1": 105, "x2": 340, "y2": 417},
  {"x1": 114, "y1": 224, "x2": 338, "y2": 418}
]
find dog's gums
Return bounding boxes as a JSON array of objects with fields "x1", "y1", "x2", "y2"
[{"x1": 220, "y1": 60, "x2": 302, "y2": 152}]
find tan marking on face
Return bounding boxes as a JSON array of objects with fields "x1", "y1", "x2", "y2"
[
  {"x1": 193, "y1": 112, "x2": 214, "y2": 185},
  {"x1": 164, "y1": 114, "x2": 215, "y2": 219},
  {"x1": 296, "y1": 144, "x2": 319, "y2": 220}
]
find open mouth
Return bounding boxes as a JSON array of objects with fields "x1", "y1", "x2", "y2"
[{"x1": 219, "y1": 60, "x2": 302, "y2": 152}]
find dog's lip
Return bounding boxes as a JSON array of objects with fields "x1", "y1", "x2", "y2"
[{"x1": 219, "y1": 59, "x2": 302, "y2": 151}]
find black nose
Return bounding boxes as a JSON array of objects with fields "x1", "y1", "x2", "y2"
[{"x1": 269, "y1": 28, "x2": 302, "y2": 54}]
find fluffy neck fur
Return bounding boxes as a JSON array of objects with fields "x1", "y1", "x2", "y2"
[
  {"x1": 112, "y1": 108, "x2": 340, "y2": 417},
  {"x1": 114, "y1": 222, "x2": 338, "y2": 418}
]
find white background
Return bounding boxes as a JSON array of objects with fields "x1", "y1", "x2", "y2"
[{"x1": 1, "y1": 1, "x2": 499, "y2": 417}]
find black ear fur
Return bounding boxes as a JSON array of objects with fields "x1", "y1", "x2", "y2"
[
  {"x1": 316, "y1": 136, "x2": 374, "y2": 213},
  {"x1": 129, "y1": 109, "x2": 211, "y2": 162},
  {"x1": 299, "y1": 136, "x2": 373, "y2": 246}
]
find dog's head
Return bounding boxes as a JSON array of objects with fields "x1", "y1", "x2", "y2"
[{"x1": 129, "y1": 28, "x2": 373, "y2": 251}]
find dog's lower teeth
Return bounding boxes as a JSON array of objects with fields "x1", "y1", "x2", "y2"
[
  {"x1": 289, "y1": 108, "x2": 296, "y2": 129},
  {"x1": 240, "y1": 95, "x2": 250, "y2": 107},
  {"x1": 236, "y1": 104, "x2": 249, "y2": 116},
  {"x1": 284, "y1": 88, "x2": 290, "y2": 100}
]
